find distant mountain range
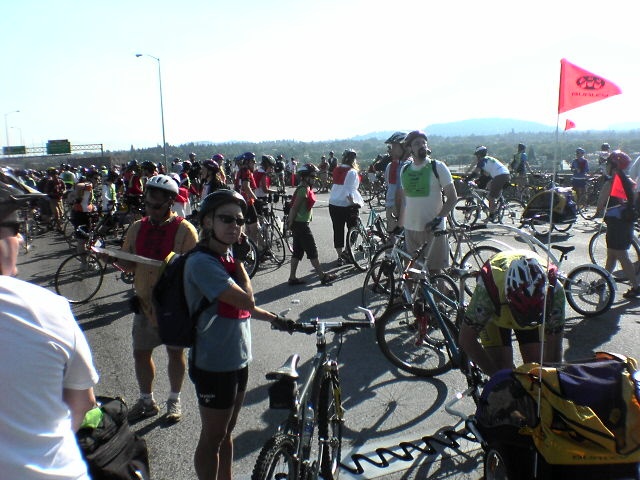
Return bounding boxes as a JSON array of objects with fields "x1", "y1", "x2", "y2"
[{"x1": 352, "y1": 118, "x2": 640, "y2": 141}]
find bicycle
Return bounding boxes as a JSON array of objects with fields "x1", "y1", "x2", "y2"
[
  {"x1": 54, "y1": 246, "x2": 137, "y2": 304},
  {"x1": 362, "y1": 224, "x2": 500, "y2": 317},
  {"x1": 251, "y1": 307, "x2": 375, "y2": 480},
  {"x1": 254, "y1": 199, "x2": 287, "y2": 267},
  {"x1": 375, "y1": 260, "x2": 485, "y2": 402},
  {"x1": 345, "y1": 200, "x2": 388, "y2": 271},
  {"x1": 485, "y1": 224, "x2": 616, "y2": 317},
  {"x1": 451, "y1": 182, "x2": 524, "y2": 228}
]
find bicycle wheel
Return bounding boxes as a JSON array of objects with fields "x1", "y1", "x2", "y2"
[
  {"x1": 451, "y1": 197, "x2": 480, "y2": 227},
  {"x1": 243, "y1": 238, "x2": 259, "y2": 278},
  {"x1": 251, "y1": 433, "x2": 296, "y2": 480},
  {"x1": 578, "y1": 204, "x2": 599, "y2": 221},
  {"x1": 553, "y1": 217, "x2": 575, "y2": 233},
  {"x1": 376, "y1": 303, "x2": 454, "y2": 377},
  {"x1": 430, "y1": 273, "x2": 459, "y2": 309},
  {"x1": 361, "y1": 249, "x2": 396, "y2": 319},
  {"x1": 318, "y1": 373, "x2": 343, "y2": 480},
  {"x1": 497, "y1": 200, "x2": 524, "y2": 226},
  {"x1": 54, "y1": 253, "x2": 105, "y2": 304},
  {"x1": 589, "y1": 228, "x2": 640, "y2": 279},
  {"x1": 564, "y1": 264, "x2": 615, "y2": 317},
  {"x1": 530, "y1": 216, "x2": 552, "y2": 236},
  {"x1": 262, "y1": 225, "x2": 286, "y2": 266},
  {"x1": 346, "y1": 226, "x2": 378, "y2": 272},
  {"x1": 460, "y1": 245, "x2": 501, "y2": 271},
  {"x1": 459, "y1": 245, "x2": 500, "y2": 296}
]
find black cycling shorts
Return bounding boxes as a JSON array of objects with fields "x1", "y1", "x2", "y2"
[{"x1": 189, "y1": 364, "x2": 249, "y2": 410}]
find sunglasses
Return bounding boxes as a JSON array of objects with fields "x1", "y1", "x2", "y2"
[
  {"x1": 216, "y1": 214, "x2": 246, "y2": 226},
  {"x1": 0, "y1": 221, "x2": 21, "y2": 236},
  {"x1": 144, "y1": 199, "x2": 169, "y2": 210}
]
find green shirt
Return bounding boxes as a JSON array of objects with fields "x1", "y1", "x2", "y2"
[{"x1": 293, "y1": 186, "x2": 313, "y2": 222}]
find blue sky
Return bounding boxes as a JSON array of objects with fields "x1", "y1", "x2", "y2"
[{"x1": 1, "y1": 0, "x2": 638, "y2": 151}]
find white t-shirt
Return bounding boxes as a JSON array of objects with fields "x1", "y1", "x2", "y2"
[
  {"x1": 401, "y1": 160, "x2": 453, "y2": 231},
  {"x1": 0, "y1": 276, "x2": 99, "y2": 480}
]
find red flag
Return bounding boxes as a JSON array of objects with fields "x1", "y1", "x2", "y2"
[
  {"x1": 564, "y1": 119, "x2": 576, "y2": 131},
  {"x1": 558, "y1": 58, "x2": 622, "y2": 114},
  {"x1": 610, "y1": 173, "x2": 627, "y2": 201}
]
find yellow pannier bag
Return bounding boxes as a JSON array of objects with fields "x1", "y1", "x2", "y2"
[{"x1": 514, "y1": 352, "x2": 640, "y2": 466}]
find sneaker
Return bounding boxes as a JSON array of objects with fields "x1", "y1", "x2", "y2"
[
  {"x1": 623, "y1": 287, "x2": 640, "y2": 299},
  {"x1": 127, "y1": 398, "x2": 159, "y2": 422},
  {"x1": 165, "y1": 398, "x2": 182, "y2": 423}
]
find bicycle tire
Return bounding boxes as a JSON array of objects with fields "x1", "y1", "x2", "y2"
[
  {"x1": 54, "y1": 253, "x2": 105, "y2": 304},
  {"x1": 346, "y1": 226, "x2": 378, "y2": 272},
  {"x1": 589, "y1": 228, "x2": 640, "y2": 279},
  {"x1": 376, "y1": 303, "x2": 454, "y2": 377},
  {"x1": 578, "y1": 205, "x2": 599, "y2": 221},
  {"x1": 361, "y1": 250, "x2": 396, "y2": 319},
  {"x1": 564, "y1": 264, "x2": 615, "y2": 317},
  {"x1": 530, "y1": 216, "x2": 552, "y2": 237},
  {"x1": 262, "y1": 224, "x2": 286, "y2": 266},
  {"x1": 318, "y1": 373, "x2": 343, "y2": 480},
  {"x1": 553, "y1": 218, "x2": 575, "y2": 233},
  {"x1": 251, "y1": 433, "x2": 297, "y2": 480},
  {"x1": 243, "y1": 238, "x2": 259, "y2": 278},
  {"x1": 451, "y1": 197, "x2": 480, "y2": 227},
  {"x1": 460, "y1": 245, "x2": 501, "y2": 272}
]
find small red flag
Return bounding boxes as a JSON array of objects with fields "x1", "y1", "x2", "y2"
[
  {"x1": 564, "y1": 119, "x2": 576, "y2": 131},
  {"x1": 558, "y1": 58, "x2": 622, "y2": 114},
  {"x1": 610, "y1": 173, "x2": 627, "y2": 201}
]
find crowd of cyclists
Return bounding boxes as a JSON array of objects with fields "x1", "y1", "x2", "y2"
[{"x1": 2, "y1": 133, "x2": 640, "y2": 479}]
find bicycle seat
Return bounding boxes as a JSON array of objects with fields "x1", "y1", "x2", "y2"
[
  {"x1": 266, "y1": 354, "x2": 300, "y2": 380},
  {"x1": 552, "y1": 245, "x2": 575, "y2": 256}
]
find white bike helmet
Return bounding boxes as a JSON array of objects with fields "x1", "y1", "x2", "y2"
[{"x1": 145, "y1": 174, "x2": 179, "y2": 196}]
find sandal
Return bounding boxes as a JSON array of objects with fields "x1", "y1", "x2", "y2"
[
  {"x1": 288, "y1": 278, "x2": 306, "y2": 286},
  {"x1": 321, "y1": 273, "x2": 337, "y2": 285}
]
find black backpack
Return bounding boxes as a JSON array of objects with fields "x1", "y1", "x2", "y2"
[
  {"x1": 76, "y1": 396, "x2": 150, "y2": 480},
  {"x1": 152, "y1": 245, "x2": 216, "y2": 348}
]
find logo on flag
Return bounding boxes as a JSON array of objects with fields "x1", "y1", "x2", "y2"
[{"x1": 558, "y1": 58, "x2": 622, "y2": 114}]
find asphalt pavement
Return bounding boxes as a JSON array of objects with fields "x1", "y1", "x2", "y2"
[{"x1": 16, "y1": 195, "x2": 640, "y2": 480}]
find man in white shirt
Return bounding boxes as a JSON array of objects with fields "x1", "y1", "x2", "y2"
[
  {"x1": 0, "y1": 181, "x2": 99, "y2": 480},
  {"x1": 397, "y1": 130, "x2": 458, "y2": 271}
]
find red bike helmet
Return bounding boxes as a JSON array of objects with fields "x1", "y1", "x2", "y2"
[
  {"x1": 504, "y1": 256, "x2": 557, "y2": 328},
  {"x1": 608, "y1": 150, "x2": 632, "y2": 171}
]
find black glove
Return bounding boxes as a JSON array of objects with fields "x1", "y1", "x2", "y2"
[
  {"x1": 232, "y1": 237, "x2": 251, "y2": 261},
  {"x1": 271, "y1": 314, "x2": 295, "y2": 334},
  {"x1": 429, "y1": 216, "x2": 443, "y2": 231}
]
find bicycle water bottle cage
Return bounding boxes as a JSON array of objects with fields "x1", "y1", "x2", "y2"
[{"x1": 266, "y1": 354, "x2": 301, "y2": 381}]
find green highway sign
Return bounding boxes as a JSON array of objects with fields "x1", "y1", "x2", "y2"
[
  {"x1": 46, "y1": 139, "x2": 71, "y2": 155},
  {"x1": 2, "y1": 146, "x2": 26, "y2": 155}
]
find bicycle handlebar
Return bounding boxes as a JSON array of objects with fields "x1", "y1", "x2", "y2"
[{"x1": 289, "y1": 306, "x2": 375, "y2": 334}]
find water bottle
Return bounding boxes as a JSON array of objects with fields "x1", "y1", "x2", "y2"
[{"x1": 301, "y1": 402, "x2": 315, "y2": 447}]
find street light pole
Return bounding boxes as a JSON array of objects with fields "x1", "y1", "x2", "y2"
[
  {"x1": 4, "y1": 110, "x2": 20, "y2": 147},
  {"x1": 136, "y1": 54, "x2": 167, "y2": 170}
]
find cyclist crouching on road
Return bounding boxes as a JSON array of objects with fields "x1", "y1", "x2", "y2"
[
  {"x1": 115, "y1": 175, "x2": 199, "y2": 424},
  {"x1": 287, "y1": 163, "x2": 337, "y2": 286},
  {"x1": 184, "y1": 190, "x2": 291, "y2": 480},
  {"x1": 459, "y1": 250, "x2": 565, "y2": 376}
]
